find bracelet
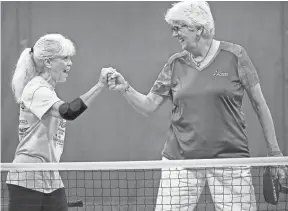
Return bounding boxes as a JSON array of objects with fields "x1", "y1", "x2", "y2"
[{"x1": 123, "y1": 83, "x2": 130, "y2": 93}]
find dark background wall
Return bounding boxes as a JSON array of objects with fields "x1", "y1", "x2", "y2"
[{"x1": 2, "y1": 1, "x2": 288, "y2": 162}]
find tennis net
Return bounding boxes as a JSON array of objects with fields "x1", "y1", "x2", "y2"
[{"x1": 1, "y1": 157, "x2": 288, "y2": 211}]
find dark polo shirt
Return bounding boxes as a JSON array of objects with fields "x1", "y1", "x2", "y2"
[{"x1": 150, "y1": 41, "x2": 260, "y2": 160}]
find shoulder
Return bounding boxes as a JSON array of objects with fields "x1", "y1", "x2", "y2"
[
  {"x1": 220, "y1": 41, "x2": 246, "y2": 58},
  {"x1": 21, "y1": 76, "x2": 55, "y2": 102},
  {"x1": 166, "y1": 51, "x2": 189, "y2": 65},
  {"x1": 23, "y1": 76, "x2": 54, "y2": 94},
  {"x1": 157, "y1": 51, "x2": 189, "y2": 78}
]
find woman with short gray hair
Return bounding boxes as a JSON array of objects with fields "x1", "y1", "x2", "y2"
[{"x1": 107, "y1": 1, "x2": 285, "y2": 210}]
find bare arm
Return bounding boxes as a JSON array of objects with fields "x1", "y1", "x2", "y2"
[
  {"x1": 44, "y1": 100, "x2": 65, "y2": 119},
  {"x1": 122, "y1": 85, "x2": 167, "y2": 116},
  {"x1": 43, "y1": 82, "x2": 105, "y2": 119},
  {"x1": 107, "y1": 69, "x2": 170, "y2": 116},
  {"x1": 43, "y1": 67, "x2": 113, "y2": 120},
  {"x1": 79, "y1": 83, "x2": 105, "y2": 107},
  {"x1": 246, "y1": 83, "x2": 282, "y2": 156}
]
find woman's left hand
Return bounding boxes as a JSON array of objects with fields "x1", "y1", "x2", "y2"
[
  {"x1": 269, "y1": 154, "x2": 288, "y2": 180},
  {"x1": 98, "y1": 67, "x2": 116, "y2": 87}
]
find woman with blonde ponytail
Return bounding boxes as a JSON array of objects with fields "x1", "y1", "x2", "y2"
[{"x1": 6, "y1": 33, "x2": 114, "y2": 211}]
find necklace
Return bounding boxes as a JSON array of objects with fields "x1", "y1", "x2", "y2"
[{"x1": 191, "y1": 40, "x2": 213, "y2": 67}]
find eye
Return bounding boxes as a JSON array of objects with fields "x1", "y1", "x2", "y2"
[{"x1": 171, "y1": 26, "x2": 179, "y2": 32}]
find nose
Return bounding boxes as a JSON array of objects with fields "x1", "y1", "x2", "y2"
[
  {"x1": 172, "y1": 30, "x2": 179, "y2": 37},
  {"x1": 67, "y1": 59, "x2": 72, "y2": 66}
]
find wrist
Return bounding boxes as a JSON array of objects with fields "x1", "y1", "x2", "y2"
[
  {"x1": 267, "y1": 150, "x2": 283, "y2": 157},
  {"x1": 121, "y1": 81, "x2": 130, "y2": 93},
  {"x1": 97, "y1": 81, "x2": 106, "y2": 89}
]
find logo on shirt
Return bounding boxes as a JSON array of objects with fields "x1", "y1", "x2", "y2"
[
  {"x1": 53, "y1": 119, "x2": 67, "y2": 161},
  {"x1": 213, "y1": 69, "x2": 228, "y2": 78},
  {"x1": 19, "y1": 126, "x2": 30, "y2": 138},
  {"x1": 19, "y1": 119, "x2": 28, "y2": 125},
  {"x1": 59, "y1": 120, "x2": 66, "y2": 129}
]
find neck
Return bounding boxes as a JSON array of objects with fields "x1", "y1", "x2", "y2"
[
  {"x1": 188, "y1": 37, "x2": 214, "y2": 59},
  {"x1": 39, "y1": 72, "x2": 56, "y2": 88}
]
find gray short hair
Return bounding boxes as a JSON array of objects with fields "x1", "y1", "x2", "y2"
[{"x1": 165, "y1": 1, "x2": 215, "y2": 38}]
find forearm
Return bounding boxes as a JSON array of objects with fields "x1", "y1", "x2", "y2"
[
  {"x1": 80, "y1": 82, "x2": 105, "y2": 107},
  {"x1": 122, "y1": 86, "x2": 153, "y2": 116},
  {"x1": 255, "y1": 103, "x2": 282, "y2": 156},
  {"x1": 46, "y1": 82, "x2": 105, "y2": 120}
]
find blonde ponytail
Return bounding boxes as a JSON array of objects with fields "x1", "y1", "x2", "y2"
[{"x1": 11, "y1": 48, "x2": 37, "y2": 103}]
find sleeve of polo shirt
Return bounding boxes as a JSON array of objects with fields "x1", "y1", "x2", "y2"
[
  {"x1": 149, "y1": 63, "x2": 173, "y2": 97},
  {"x1": 237, "y1": 46, "x2": 260, "y2": 89},
  {"x1": 22, "y1": 86, "x2": 61, "y2": 120}
]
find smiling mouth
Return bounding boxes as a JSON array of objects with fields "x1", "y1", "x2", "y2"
[{"x1": 178, "y1": 37, "x2": 184, "y2": 43}]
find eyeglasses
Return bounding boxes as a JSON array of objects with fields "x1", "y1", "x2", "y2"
[
  {"x1": 171, "y1": 25, "x2": 201, "y2": 34},
  {"x1": 59, "y1": 56, "x2": 71, "y2": 62},
  {"x1": 171, "y1": 24, "x2": 189, "y2": 33}
]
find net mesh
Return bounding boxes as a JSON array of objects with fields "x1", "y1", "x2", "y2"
[{"x1": 1, "y1": 157, "x2": 288, "y2": 211}]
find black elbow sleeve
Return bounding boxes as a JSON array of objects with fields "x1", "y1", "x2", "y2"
[{"x1": 59, "y1": 98, "x2": 88, "y2": 121}]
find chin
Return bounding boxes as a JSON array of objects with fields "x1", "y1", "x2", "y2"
[
  {"x1": 180, "y1": 43, "x2": 187, "y2": 50},
  {"x1": 59, "y1": 78, "x2": 67, "y2": 83}
]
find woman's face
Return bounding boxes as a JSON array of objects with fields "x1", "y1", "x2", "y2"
[
  {"x1": 171, "y1": 23, "x2": 199, "y2": 51},
  {"x1": 47, "y1": 55, "x2": 73, "y2": 83}
]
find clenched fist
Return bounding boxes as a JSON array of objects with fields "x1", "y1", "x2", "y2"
[
  {"x1": 98, "y1": 67, "x2": 116, "y2": 87},
  {"x1": 107, "y1": 71, "x2": 129, "y2": 92}
]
